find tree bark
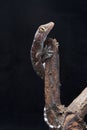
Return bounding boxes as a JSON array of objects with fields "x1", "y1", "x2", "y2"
[{"x1": 44, "y1": 38, "x2": 87, "y2": 130}]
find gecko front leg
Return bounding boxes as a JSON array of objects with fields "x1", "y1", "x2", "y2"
[
  {"x1": 33, "y1": 43, "x2": 54, "y2": 78},
  {"x1": 41, "y1": 44, "x2": 54, "y2": 63},
  {"x1": 36, "y1": 44, "x2": 54, "y2": 64}
]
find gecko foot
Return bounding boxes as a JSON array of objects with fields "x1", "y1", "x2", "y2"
[{"x1": 41, "y1": 45, "x2": 54, "y2": 62}]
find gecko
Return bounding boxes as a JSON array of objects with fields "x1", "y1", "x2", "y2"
[
  {"x1": 30, "y1": 22, "x2": 55, "y2": 79},
  {"x1": 30, "y1": 23, "x2": 62, "y2": 129}
]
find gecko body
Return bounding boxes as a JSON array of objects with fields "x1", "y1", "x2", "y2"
[{"x1": 30, "y1": 22, "x2": 54, "y2": 79}]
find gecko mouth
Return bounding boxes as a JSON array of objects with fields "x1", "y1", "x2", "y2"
[
  {"x1": 45, "y1": 22, "x2": 55, "y2": 35},
  {"x1": 43, "y1": 22, "x2": 55, "y2": 44},
  {"x1": 43, "y1": 22, "x2": 55, "y2": 51}
]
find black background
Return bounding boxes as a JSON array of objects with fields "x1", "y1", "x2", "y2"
[{"x1": 0, "y1": 0, "x2": 87, "y2": 129}]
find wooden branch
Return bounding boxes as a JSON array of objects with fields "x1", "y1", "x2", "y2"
[
  {"x1": 44, "y1": 38, "x2": 61, "y2": 108},
  {"x1": 44, "y1": 38, "x2": 65, "y2": 129},
  {"x1": 68, "y1": 87, "x2": 87, "y2": 119},
  {"x1": 44, "y1": 38, "x2": 87, "y2": 130}
]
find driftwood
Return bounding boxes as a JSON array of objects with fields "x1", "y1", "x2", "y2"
[{"x1": 44, "y1": 38, "x2": 87, "y2": 130}]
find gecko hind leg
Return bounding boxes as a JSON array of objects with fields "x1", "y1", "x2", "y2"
[{"x1": 41, "y1": 45, "x2": 54, "y2": 63}]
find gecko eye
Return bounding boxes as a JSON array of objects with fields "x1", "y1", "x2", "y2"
[{"x1": 39, "y1": 26, "x2": 46, "y2": 32}]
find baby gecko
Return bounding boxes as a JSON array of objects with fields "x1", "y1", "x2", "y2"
[{"x1": 30, "y1": 22, "x2": 54, "y2": 79}]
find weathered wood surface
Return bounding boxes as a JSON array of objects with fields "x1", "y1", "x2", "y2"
[{"x1": 44, "y1": 38, "x2": 87, "y2": 130}]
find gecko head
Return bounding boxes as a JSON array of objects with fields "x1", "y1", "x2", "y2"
[{"x1": 34, "y1": 22, "x2": 55, "y2": 42}]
